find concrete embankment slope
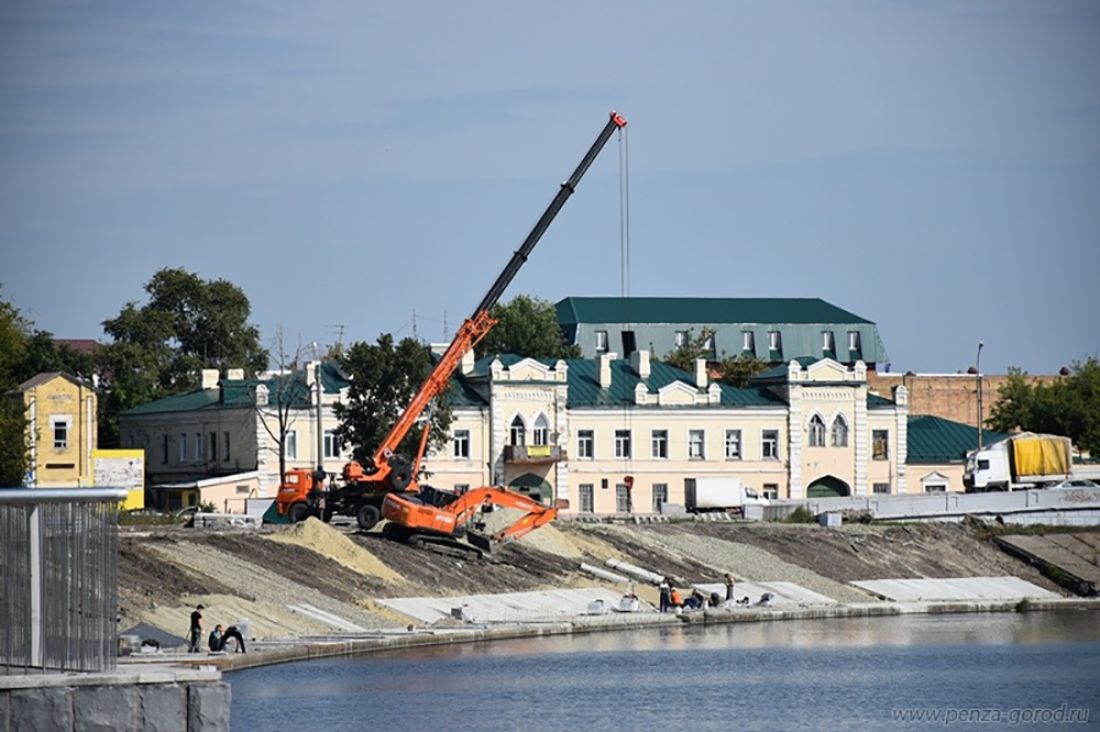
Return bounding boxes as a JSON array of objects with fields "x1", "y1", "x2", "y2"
[{"x1": 117, "y1": 518, "x2": 1080, "y2": 642}]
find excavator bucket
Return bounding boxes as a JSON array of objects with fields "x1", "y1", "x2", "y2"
[{"x1": 466, "y1": 530, "x2": 494, "y2": 554}]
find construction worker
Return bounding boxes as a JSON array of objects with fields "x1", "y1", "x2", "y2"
[{"x1": 188, "y1": 604, "x2": 204, "y2": 653}]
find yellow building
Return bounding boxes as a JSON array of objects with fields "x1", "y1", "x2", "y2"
[{"x1": 11, "y1": 372, "x2": 97, "y2": 488}]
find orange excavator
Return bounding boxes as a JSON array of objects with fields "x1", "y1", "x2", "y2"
[
  {"x1": 276, "y1": 111, "x2": 628, "y2": 532},
  {"x1": 381, "y1": 485, "x2": 558, "y2": 559}
]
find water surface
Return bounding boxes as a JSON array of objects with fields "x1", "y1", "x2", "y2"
[{"x1": 231, "y1": 612, "x2": 1100, "y2": 731}]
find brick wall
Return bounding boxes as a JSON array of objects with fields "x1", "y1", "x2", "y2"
[{"x1": 866, "y1": 373, "x2": 1057, "y2": 428}]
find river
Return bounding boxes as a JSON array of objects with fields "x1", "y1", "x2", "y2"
[{"x1": 230, "y1": 612, "x2": 1100, "y2": 731}]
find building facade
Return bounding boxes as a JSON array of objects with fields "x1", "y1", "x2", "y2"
[
  {"x1": 9, "y1": 372, "x2": 97, "y2": 488},
  {"x1": 424, "y1": 351, "x2": 920, "y2": 513},
  {"x1": 118, "y1": 363, "x2": 351, "y2": 509},
  {"x1": 557, "y1": 297, "x2": 890, "y2": 369}
]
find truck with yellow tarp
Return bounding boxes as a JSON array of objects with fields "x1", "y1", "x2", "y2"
[{"x1": 964, "y1": 433, "x2": 1072, "y2": 492}]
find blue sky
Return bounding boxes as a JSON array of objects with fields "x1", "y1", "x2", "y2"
[{"x1": 2, "y1": 1, "x2": 1097, "y2": 374}]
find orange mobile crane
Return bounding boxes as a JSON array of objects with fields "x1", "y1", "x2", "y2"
[{"x1": 276, "y1": 111, "x2": 628, "y2": 531}]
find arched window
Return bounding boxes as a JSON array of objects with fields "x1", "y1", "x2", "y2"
[
  {"x1": 831, "y1": 415, "x2": 849, "y2": 447},
  {"x1": 532, "y1": 414, "x2": 550, "y2": 446},
  {"x1": 510, "y1": 416, "x2": 526, "y2": 446},
  {"x1": 808, "y1": 415, "x2": 826, "y2": 447}
]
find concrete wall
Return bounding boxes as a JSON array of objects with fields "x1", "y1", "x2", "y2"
[{"x1": 0, "y1": 672, "x2": 229, "y2": 732}]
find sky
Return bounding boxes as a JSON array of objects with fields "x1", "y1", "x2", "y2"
[{"x1": 2, "y1": 1, "x2": 1098, "y2": 375}]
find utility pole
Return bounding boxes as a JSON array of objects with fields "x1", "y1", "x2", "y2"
[{"x1": 976, "y1": 341, "x2": 985, "y2": 451}]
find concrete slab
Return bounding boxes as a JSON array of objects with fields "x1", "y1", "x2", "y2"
[
  {"x1": 693, "y1": 581, "x2": 839, "y2": 607},
  {"x1": 377, "y1": 588, "x2": 631, "y2": 624},
  {"x1": 849, "y1": 576, "x2": 1058, "y2": 602},
  {"x1": 286, "y1": 604, "x2": 370, "y2": 633}
]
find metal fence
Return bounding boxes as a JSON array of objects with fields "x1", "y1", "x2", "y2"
[{"x1": 0, "y1": 488, "x2": 124, "y2": 674}]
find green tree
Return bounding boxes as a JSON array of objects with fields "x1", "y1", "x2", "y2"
[
  {"x1": 715, "y1": 354, "x2": 770, "y2": 388},
  {"x1": 0, "y1": 289, "x2": 32, "y2": 485},
  {"x1": 474, "y1": 295, "x2": 581, "y2": 360},
  {"x1": 333, "y1": 334, "x2": 453, "y2": 471},
  {"x1": 98, "y1": 268, "x2": 269, "y2": 445},
  {"x1": 988, "y1": 358, "x2": 1100, "y2": 454},
  {"x1": 663, "y1": 328, "x2": 768, "y2": 387}
]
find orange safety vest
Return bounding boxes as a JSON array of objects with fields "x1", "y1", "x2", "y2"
[{"x1": 670, "y1": 589, "x2": 683, "y2": 606}]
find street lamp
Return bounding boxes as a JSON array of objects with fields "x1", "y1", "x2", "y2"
[{"x1": 976, "y1": 342, "x2": 984, "y2": 451}]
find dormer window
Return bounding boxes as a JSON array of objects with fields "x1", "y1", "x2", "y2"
[
  {"x1": 741, "y1": 331, "x2": 754, "y2": 353},
  {"x1": 768, "y1": 331, "x2": 782, "y2": 352},
  {"x1": 822, "y1": 331, "x2": 835, "y2": 353},
  {"x1": 595, "y1": 330, "x2": 609, "y2": 353},
  {"x1": 848, "y1": 331, "x2": 861, "y2": 352}
]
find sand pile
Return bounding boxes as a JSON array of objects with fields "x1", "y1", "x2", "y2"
[
  {"x1": 266, "y1": 518, "x2": 401, "y2": 583},
  {"x1": 476, "y1": 507, "x2": 584, "y2": 559}
]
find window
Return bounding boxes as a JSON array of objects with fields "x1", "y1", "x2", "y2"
[
  {"x1": 324, "y1": 430, "x2": 339, "y2": 459},
  {"x1": 872, "y1": 430, "x2": 889, "y2": 460},
  {"x1": 179, "y1": 434, "x2": 187, "y2": 463},
  {"x1": 848, "y1": 331, "x2": 861, "y2": 352},
  {"x1": 977, "y1": 459, "x2": 990, "y2": 470},
  {"x1": 808, "y1": 415, "x2": 826, "y2": 447},
  {"x1": 194, "y1": 433, "x2": 203, "y2": 462},
  {"x1": 688, "y1": 430, "x2": 705, "y2": 459},
  {"x1": 236, "y1": 485, "x2": 250, "y2": 495},
  {"x1": 725, "y1": 429, "x2": 742, "y2": 459},
  {"x1": 621, "y1": 330, "x2": 637, "y2": 357},
  {"x1": 224, "y1": 431, "x2": 231, "y2": 462},
  {"x1": 285, "y1": 430, "x2": 298, "y2": 460},
  {"x1": 702, "y1": 332, "x2": 714, "y2": 353},
  {"x1": 831, "y1": 416, "x2": 849, "y2": 447},
  {"x1": 873, "y1": 483, "x2": 891, "y2": 495},
  {"x1": 651, "y1": 430, "x2": 668, "y2": 459},
  {"x1": 924, "y1": 483, "x2": 947, "y2": 494},
  {"x1": 209, "y1": 431, "x2": 218, "y2": 463},
  {"x1": 454, "y1": 484, "x2": 470, "y2": 495},
  {"x1": 742, "y1": 330, "x2": 754, "y2": 353},
  {"x1": 452, "y1": 429, "x2": 470, "y2": 459},
  {"x1": 762, "y1": 430, "x2": 779, "y2": 459},
  {"x1": 161, "y1": 434, "x2": 169, "y2": 465},
  {"x1": 532, "y1": 415, "x2": 550, "y2": 446},
  {"x1": 51, "y1": 418, "x2": 69, "y2": 449},
  {"x1": 769, "y1": 330, "x2": 782, "y2": 352},
  {"x1": 652, "y1": 483, "x2": 668, "y2": 512},
  {"x1": 822, "y1": 331, "x2": 835, "y2": 353},
  {"x1": 614, "y1": 429, "x2": 631, "y2": 459},
  {"x1": 577, "y1": 430, "x2": 594, "y2": 459},
  {"x1": 510, "y1": 416, "x2": 526, "y2": 446},
  {"x1": 616, "y1": 483, "x2": 632, "y2": 513},
  {"x1": 762, "y1": 483, "x2": 779, "y2": 500},
  {"x1": 595, "y1": 330, "x2": 609, "y2": 353},
  {"x1": 675, "y1": 330, "x2": 688, "y2": 348},
  {"x1": 579, "y1": 484, "x2": 594, "y2": 513}
]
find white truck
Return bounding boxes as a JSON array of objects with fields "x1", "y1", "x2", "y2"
[
  {"x1": 684, "y1": 477, "x2": 770, "y2": 513},
  {"x1": 964, "y1": 433, "x2": 1077, "y2": 492}
]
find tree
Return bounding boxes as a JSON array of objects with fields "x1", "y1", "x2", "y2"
[
  {"x1": 663, "y1": 328, "x2": 768, "y2": 387},
  {"x1": 474, "y1": 295, "x2": 581, "y2": 360},
  {"x1": 98, "y1": 268, "x2": 269, "y2": 445},
  {"x1": 988, "y1": 358, "x2": 1100, "y2": 454},
  {"x1": 0, "y1": 290, "x2": 31, "y2": 485},
  {"x1": 334, "y1": 334, "x2": 453, "y2": 471},
  {"x1": 252, "y1": 328, "x2": 311, "y2": 485}
]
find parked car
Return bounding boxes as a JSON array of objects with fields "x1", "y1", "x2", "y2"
[{"x1": 1046, "y1": 479, "x2": 1099, "y2": 490}]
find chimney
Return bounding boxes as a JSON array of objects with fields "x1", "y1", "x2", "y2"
[
  {"x1": 694, "y1": 358, "x2": 707, "y2": 389},
  {"x1": 306, "y1": 360, "x2": 319, "y2": 387},
  {"x1": 201, "y1": 369, "x2": 219, "y2": 390},
  {"x1": 461, "y1": 349, "x2": 475, "y2": 375},
  {"x1": 599, "y1": 352, "x2": 617, "y2": 389},
  {"x1": 630, "y1": 349, "x2": 651, "y2": 379},
  {"x1": 227, "y1": 368, "x2": 244, "y2": 381}
]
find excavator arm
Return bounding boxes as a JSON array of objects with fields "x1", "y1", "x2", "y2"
[{"x1": 354, "y1": 112, "x2": 628, "y2": 492}]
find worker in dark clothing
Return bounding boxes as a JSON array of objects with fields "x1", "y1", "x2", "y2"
[
  {"x1": 222, "y1": 625, "x2": 247, "y2": 653},
  {"x1": 188, "y1": 604, "x2": 204, "y2": 653},
  {"x1": 658, "y1": 577, "x2": 671, "y2": 613},
  {"x1": 208, "y1": 624, "x2": 224, "y2": 652},
  {"x1": 724, "y1": 573, "x2": 736, "y2": 603}
]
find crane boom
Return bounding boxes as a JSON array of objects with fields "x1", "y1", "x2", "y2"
[{"x1": 363, "y1": 111, "x2": 628, "y2": 489}]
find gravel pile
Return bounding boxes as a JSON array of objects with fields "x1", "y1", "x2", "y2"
[{"x1": 145, "y1": 540, "x2": 400, "y2": 638}]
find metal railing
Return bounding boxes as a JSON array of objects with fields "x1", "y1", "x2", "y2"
[{"x1": 0, "y1": 488, "x2": 124, "y2": 674}]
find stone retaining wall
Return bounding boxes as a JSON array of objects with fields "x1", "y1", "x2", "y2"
[{"x1": 0, "y1": 669, "x2": 228, "y2": 732}]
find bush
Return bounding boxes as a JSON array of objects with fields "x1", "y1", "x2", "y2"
[{"x1": 782, "y1": 506, "x2": 817, "y2": 524}]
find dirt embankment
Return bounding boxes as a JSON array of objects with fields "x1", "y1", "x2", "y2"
[{"x1": 116, "y1": 519, "x2": 1076, "y2": 640}]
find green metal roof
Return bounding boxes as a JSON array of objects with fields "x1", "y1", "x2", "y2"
[
  {"x1": 556, "y1": 297, "x2": 874, "y2": 325},
  {"x1": 906, "y1": 415, "x2": 1008, "y2": 464},
  {"x1": 123, "y1": 363, "x2": 349, "y2": 416}
]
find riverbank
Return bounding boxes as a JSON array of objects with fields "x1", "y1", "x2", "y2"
[{"x1": 126, "y1": 597, "x2": 1100, "y2": 675}]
